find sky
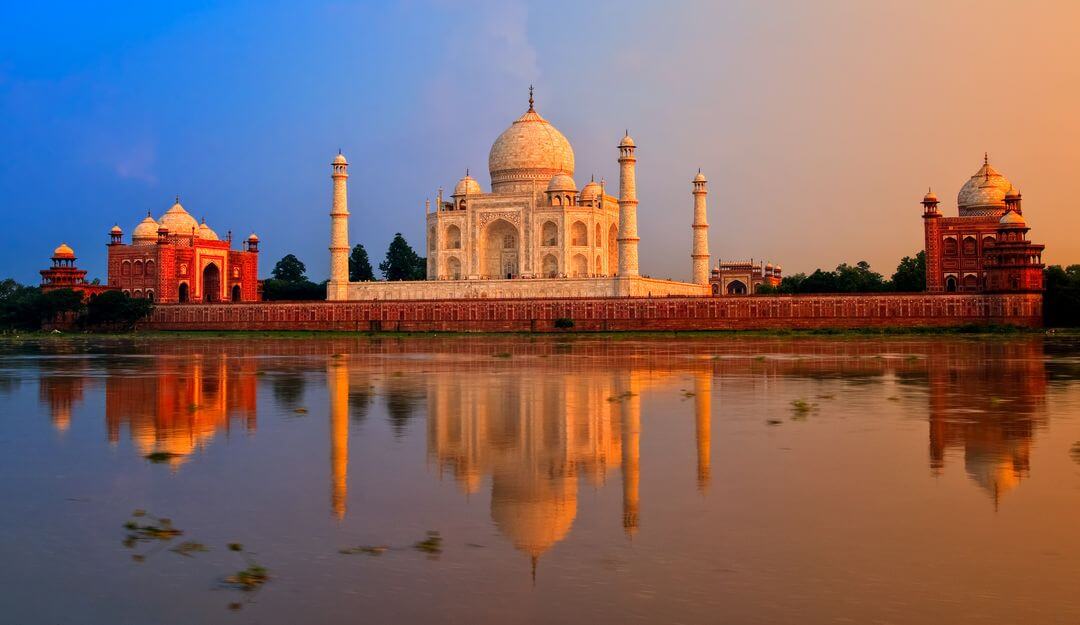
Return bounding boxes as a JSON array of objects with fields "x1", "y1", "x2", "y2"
[{"x1": 2, "y1": 0, "x2": 1079, "y2": 284}]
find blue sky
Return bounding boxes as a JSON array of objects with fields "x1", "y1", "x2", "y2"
[{"x1": 3, "y1": 0, "x2": 1079, "y2": 283}]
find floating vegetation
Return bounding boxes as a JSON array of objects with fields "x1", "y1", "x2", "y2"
[
  {"x1": 753, "y1": 355, "x2": 767, "y2": 362},
  {"x1": 790, "y1": 399, "x2": 817, "y2": 420},
  {"x1": 816, "y1": 394, "x2": 836, "y2": 400},
  {"x1": 887, "y1": 396, "x2": 900, "y2": 401},
  {"x1": 144, "y1": 451, "x2": 181, "y2": 464},
  {"x1": 493, "y1": 352, "x2": 512, "y2": 359},
  {"x1": 681, "y1": 390, "x2": 696, "y2": 399},
  {"x1": 606, "y1": 391, "x2": 637, "y2": 403},
  {"x1": 170, "y1": 541, "x2": 209, "y2": 557},
  {"x1": 413, "y1": 531, "x2": 443, "y2": 555},
  {"x1": 1070, "y1": 442, "x2": 1080, "y2": 464},
  {"x1": 293, "y1": 407, "x2": 309, "y2": 414},
  {"x1": 122, "y1": 510, "x2": 184, "y2": 561},
  {"x1": 339, "y1": 545, "x2": 389, "y2": 556},
  {"x1": 225, "y1": 564, "x2": 270, "y2": 591},
  {"x1": 766, "y1": 418, "x2": 783, "y2": 426}
]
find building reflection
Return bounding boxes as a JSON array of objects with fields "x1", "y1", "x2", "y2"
[
  {"x1": 38, "y1": 358, "x2": 91, "y2": 433},
  {"x1": 104, "y1": 354, "x2": 258, "y2": 469},
  {"x1": 925, "y1": 340, "x2": 1047, "y2": 506}
]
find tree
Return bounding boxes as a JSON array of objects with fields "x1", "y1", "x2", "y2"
[
  {"x1": 261, "y1": 279, "x2": 327, "y2": 301},
  {"x1": 890, "y1": 252, "x2": 926, "y2": 292},
  {"x1": 0, "y1": 283, "x2": 84, "y2": 330},
  {"x1": 349, "y1": 244, "x2": 375, "y2": 281},
  {"x1": 1044, "y1": 264, "x2": 1080, "y2": 327},
  {"x1": 82, "y1": 290, "x2": 153, "y2": 330},
  {"x1": 835, "y1": 261, "x2": 886, "y2": 292},
  {"x1": 271, "y1": 254, "x2": 307, "y2": 283},
  {"x1": 379, "y1": 233, "x2": 426, "y2": 281}
]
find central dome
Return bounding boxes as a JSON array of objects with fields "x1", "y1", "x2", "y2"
[
  {"x1": 488, "y1": 97, "x2": 574, "y2": 194},
  {"x1": 958, "y1": 156, "x2": 1013, "y2": 216}
]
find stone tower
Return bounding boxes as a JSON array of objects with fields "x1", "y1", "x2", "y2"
[
  {"x1": 329, "y1": 151, "x2": 350, "y2": 300},
  {"x1": 617, "y1": 132, "x2": 639, "y2": 277},
  {"x1": 691, "y1": 170, "x2": 710, "y2": 285},
  {"x1": 921, "y1": 189, "x2": 942, "y2": 292}
]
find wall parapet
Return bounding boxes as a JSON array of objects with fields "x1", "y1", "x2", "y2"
[{"x1": 142, "y1": 293, "x2": 1042, "y2": 332}]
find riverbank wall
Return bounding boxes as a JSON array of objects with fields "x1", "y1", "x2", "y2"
[{"x1": 140, "y1": 293, "x2": 1043, "y2": 332}]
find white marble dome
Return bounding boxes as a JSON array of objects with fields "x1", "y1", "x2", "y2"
[
  {"x1": 488, "y1": 105, "x2": 574, "y2": 193},
  {"x1": 546, "y1": 172, "x2": 577, "y2": 193},
  {"x1": 453, "y1": 173, "x2": 483, "y2": 197},
  {"x1": 159, "y1": 201, "x2": 199, "y2": 235},
  {"x1": 958, "y1": 158, "x2": 1013, "y2": 216},
  {"x1": 132, "y1": 213, "x2": 160, "y2": 244}
]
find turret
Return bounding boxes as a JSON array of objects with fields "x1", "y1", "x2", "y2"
[
  {"x1": 922, "y1": 188, "x2": 944, "y2": 292},
  {"x1": 109, "y1": 225, "x2": 123, "y2": 246}
]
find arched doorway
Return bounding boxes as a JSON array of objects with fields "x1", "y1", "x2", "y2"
[
  {"x1": 945, "y1": 276, "x2": 957, "y2": 292},
  {"x1": 447, "y1": 256, "x2": 462, "y2": 280},
  {"x1": 481, "y1": 219, "x2": 519, "y2": 279},
  {"x1": 571, "y1": 254, "x2": 588, "y2": 277},
  {"x1": 231, "y1": 284, "x2": 242, "y2": 302},
  {"x1": 541, "y1": 254, "x2": 558, "y2": 278},
  {"x1": 726, "y1": 280, "x2": 747, "y2": 295},
  {"x1": 202, "y1": 263, "x2": 221, "y2": 302},
  {"x1": 178, "y1": 282, "x2": 190, "y2": 303}
]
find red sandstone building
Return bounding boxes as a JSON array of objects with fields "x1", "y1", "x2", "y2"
[
  {"x1": 709, "y1": 260, "x2": 783, "y2": 295},
  {"x1": 39, "y1": 244, "x2": 112, "y2": 299},
  {"x1": 107, "y1": 199, "x2": 261, "y2": 303},
  {"x1": 923, "y1": 157, "x2": 1044, "y2": 293}
]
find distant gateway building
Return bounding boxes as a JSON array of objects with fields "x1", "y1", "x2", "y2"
[{"x1": 327, "y1": 90, "x2": 734, "y2": 301}]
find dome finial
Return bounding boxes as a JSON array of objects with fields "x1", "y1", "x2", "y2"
[
  {"x1": 528, "y1": 85, "x2": 534, "y2": 111},
  {"x1": 465, "y1": 167, "x2": 469, "y2": 177}
]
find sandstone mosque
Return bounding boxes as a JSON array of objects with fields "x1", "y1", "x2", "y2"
[{"x1": 326, "y1": 88, "x2": 751, "y2": 301}]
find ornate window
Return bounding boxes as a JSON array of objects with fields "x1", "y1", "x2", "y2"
[
  {"x1": 962, "y1": 237, "x2": 977, "y2": 255},
  {"x1": 943, "y1": 238, "x2": 958, "y2": 256},
  {"x1": 541, "y1": 221, "x2": 557, "y2": 246},
  {"x1": 571, "y1": 221, "x2": 587, "y2": 246},
  {"x1": 121, "y1": 260, "x2": 131, "y2": 276},
  {"x1": 503, "y1": 234, "x2": 515, "y2": 249},
  {"x1": 145, "y1": 260, "x2": 155, "y2": 276},
  {"x1": 446, "y1": 225, "x2": 462, "y2": 249}
]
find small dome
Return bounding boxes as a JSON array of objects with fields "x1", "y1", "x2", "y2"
[
  {"x1": 580, "y1": 178, "x2": 601, "y2": 201},
  {"x1": 198, "y1": 219, "x2": 219, "y2": 241},
  {"x1": 1005, "y1": 187, "x2": 1021, "y2": 199},
  {"x1": 999, "y1": 210, "x2": 1026, "y2": 227},
  {"x1": 132, "y1": 213, "x2": 159, "y2": 244},
  {"x1": 619, "y1": 132, "x2": 635, "y2": 148},
  {"x1": 546, "y1": 172, "x2": 577, "y2": 193},
  {"x1": 333, "y1": 152, "x2": 348, "y2": 165},
  {"x1": 159, "y1": 200, "x2": 199, "y2": 235},
  {"x1": 52, "y1": 243, "x2": 75, "y2": 259},
  {"x1": 923, "y1": 189, "x2": 938, "y2": 202},
  {"x1": 958, "y1": 156, "x2": 1013, "y2": 216},
  {"x1": 693, "y1": 170, "x2": 707, "y2": 183},
  {"x1": 110, "y1": 224, "x2": 123, "y2": 234},
  {"x1": 453, "y1": 174, "x2": 483, "y2": 197},
  {"x1": 247, "y1": 232, "x2": 259, "y2": 242}
]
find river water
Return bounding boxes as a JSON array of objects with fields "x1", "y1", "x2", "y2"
[{"x1": 2, "y1": 335, "x2": 1079, "y2": 624}]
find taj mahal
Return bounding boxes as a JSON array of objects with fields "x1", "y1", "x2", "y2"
[{"x1": 327, "y1": 89, "x2": 716, "y2": 301}]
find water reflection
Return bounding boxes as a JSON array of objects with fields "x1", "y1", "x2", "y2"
[{"x1": 27, "y1": 338, "x2": 1052, "y2": 546}]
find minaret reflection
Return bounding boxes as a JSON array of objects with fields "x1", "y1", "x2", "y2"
[
  {"x1": 39, "y1": 360, "x2": 88, "y2": 433},
  {"x1": 693, "y1": 370, "x2": 712, "y2": 492},
  {"x1": 620, "y1": 375, "x2": 641, "y2": 536},
  {"x1": 328, "y1": 357, "x2": 349, "y2": 520}
]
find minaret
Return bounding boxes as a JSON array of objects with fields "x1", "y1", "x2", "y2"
[
  {"x1": 691, "y1": 169, "x2": 710, "y2": 285},
  {"x1": 328, "y1": 151, "x2": 350, "y2": 300},
  {"x1": 617, "y1": 131, "x2": 639, "y2": 277}
]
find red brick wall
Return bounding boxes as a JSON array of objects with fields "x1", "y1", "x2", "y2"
[{"x1": 142, "y1": 293, "x2": 1043, "y2": 332}]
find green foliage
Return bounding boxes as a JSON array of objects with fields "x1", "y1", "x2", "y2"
[
  {"x1": 83, "y1": 290, "x2": 153, "y2": 330},
  {"x1": 0, "y1": 282, "x2": 84, "y2": 330},
  {"x1": 891, "y1": 251, "x2": 926, "y2": 292},
  {"x1": 271, "y1": 254, "x2": 307, "y2": 283},
  {"x1": 261, "y1": 278, "x2": 327, "y2": 301},
  {"x1": 1044, "y1": 265, "x2": 1080, "y2": 327},
  {"x1": 349, "y1": 244, "x2": 375, "y2": 281},
  {"x1": 773, "y1": 260, "x2": 890, "y2": 294},
  {"x1": 379, "y1": 233, "x2": 426, "y2": 281}
]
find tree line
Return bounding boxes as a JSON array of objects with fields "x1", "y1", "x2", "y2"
[
  {"x1": 758, "y1": 252, "x2": 926, "y2": 294},
  {"x1": 263, "y1": 233, "x2": 425, "y2": 300},
  {"x1": 0, "y1": 279, "x2": 153, "y2": 331}
]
